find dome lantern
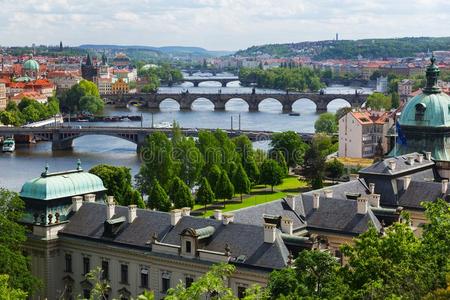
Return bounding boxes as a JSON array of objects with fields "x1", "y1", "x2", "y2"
[{"x1": 423, "y1": 55, "x2": 441, "y2": 94}]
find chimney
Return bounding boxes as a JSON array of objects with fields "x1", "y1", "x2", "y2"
[
  {"x1": 84, "y1": 194, "x2": 96, "y2": 203},
  {"x1": 406, "y1": 156, "x2": 415, "y2": 166},
  {"x1": 357, "y1": 198, "x2": 368, "y2": 214},
  {"x1": 312, "y1": 193, "x2": 320, "y2": 209},
  {"x1": 181, "y1": 207, "x2": 191, "y2": 216},
  {"x1": 222, "y1": 213, "x2": 234, "y2": 225},
  {"x1": 281, "y1": 216, "x2": 293, "y2": 235},
  {"x1": 214, "y1": 209, "x2": 222, "y2": 221},
  {"x1": 369, "y1": 183, "x2": 375, "y2": 194},
  {"x1": 388, "y1": 160, "x2": 396, "y2": 171},
  {"x1": 425, "y1": 152, "x2": 432, "y2": 161},
  {"x1": 323, "y1": 189, "x2": 333, "y2": 199},
  {"x1": 367, "y1": 194, "x2": 380, "y2": 208},
  {"x1": 442, "y1": 179, "x2": 449, "y2": 194},
  {"x1": 263, "y1": 223, "x2": 276, "y2": 243},
  {"x1": 403, "y1": 176, "x2": 411, "y2": 190},
  {"x1": 349, "y1": 174, "x2": 359, "y2": 181},
  {"x1": 72, "y1": 196, "x2": 83, "y2": 212},
  {"x1": 106, "y1": 196, "x2": 115, "y2": 219},
  {"x1": 170, "y1": 209, "x2": 182, "y2": 226},
  {"x1": 128, "y1": 205, "x2": 137, "y2": 223},
  {"x1": 416, "y1": 154, "x2": 424, "y2": 163},
  {"x1": 285, "y1": 195, "x2": 295, "y2": 210}
]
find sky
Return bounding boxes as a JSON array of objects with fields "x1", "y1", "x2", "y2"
[{"x1": 1, "y1": 0, "x2": 450, "y2": 51}]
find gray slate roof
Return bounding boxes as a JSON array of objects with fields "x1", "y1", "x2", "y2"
[
  {"x1": 398, "y1": 180, "x2": 444, "y2": 209},
  {"x1": 59, "y1": 202, "x2": 289, "y2": 270},
  {"x1": 359, "y1": 153, "x2": 434, "y2": 176}
]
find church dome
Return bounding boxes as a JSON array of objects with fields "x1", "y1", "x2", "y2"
[
  {"x1": 399, "y1": 56, "x2": 450, "y2": 128},
  {"x1": 23, "y1": 58, "x2": 39, "y2": 71}
]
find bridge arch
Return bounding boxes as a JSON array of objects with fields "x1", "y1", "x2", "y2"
[
  {"x1": 258, "y1": 98, "x2": 283, "y2": 112},
  {"x1": 326, "y1": 98, "x2": 352, "y2": 112},
  {"x1": 191, "y1": 97, "x2": 215, "y2": 111},
  {"x1": 291, "y1": 98, "x2": 317, "y2": 114},
  {"x1": 196, "y1": 80, "x2": 223, "y2": 87},
  {"x1": 224, "y1": 80, "x2": 241, "y2": 87},
  {"x1": 159, "y1": 98, "x2": 180, "y2": 111},
  {"x1": 224, "y1": 98, "x2": 249, "y2": 111}
]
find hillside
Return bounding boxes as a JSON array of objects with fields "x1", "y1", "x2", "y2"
[{"x1": 235, "y1": 37, "x2": 450, "y2": 59}]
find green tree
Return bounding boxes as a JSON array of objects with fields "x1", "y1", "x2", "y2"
[
  {"x1": 391, "y1": 92, "x2": 400, "y2": 109},
  {"x1": 259, "y1": 159, "x2": 284, "y2": 192},
  {"x1": 325, "y1": 158, "x2": 345, "y2": 183},
  {"x1": 314, "y1": 112, "x2": 338, "y2": 134},
  {"x1": 0, "y1": 189, "x2": 40, "y2": 293},
  {"x1": 302, "y1": 143, "x2": 326, "y2": 189},
  {"x1": 0, "y1": 275, "x2": 27, "y2": 300},
  {"x1": 270, "y1": 131, "x2": 307, "y2": 167},
  {"x1": 79, "y1": 95, "x2": 104, "y2": 114},
  {"x1": 366, "y1": 92, "x2": 392, "y2": 110},
  {"x1": 271, "y1": 150, "x2": 289, "y2": 178},
  {"x1": 138, "y1": 132, "x2": 175, "y2": 193},
  {"x1": 233, "y1": 135, "x2": 260, "y2": 185},
  {"x1": 173, "y1": 137, "x2": 204, "y2": 188},
  {"x1": 267, "y1": 268, "x2": 299, "y2": 299},
  {"x1": 312, "y1": 133, "x2": 337, "y2": 157},
  {"x1": 215, "y1": 170, "x2": 234, "y2": 207},
  {"x1": 206, "y1": 164, "x2": 222, "y2": 195},
  {"x1": 148, "y1": 178, "x2": 172, "y2": 212},
  {"x1": 0, "y1": 111, "x2": 20, "y2": 126},
  {"x1": 169, "y1": 177, "x2": 194, "y2": 209},
  {"x1": 335, "y1": 106, "x2": 352, "y2": 123},
  {"x1": 79, "y1": 79, "x2": 100, "y2": 97},
  {"x1": 195, "y1": 177, "x2": 215, "y2": 213},
  {"x1": 60, "y1": 80, "x2": 101, "y2": 113},
  {"x1": 232, "y1": 163, "x2": 251, "y2": 202},
  {"x1": 47, "y1": 96, "x2": 60, "y2": 116}
]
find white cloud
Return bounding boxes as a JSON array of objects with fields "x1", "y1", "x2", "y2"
[{"x1": 0, "y1": 0, "x2": 449, "y2": 50}]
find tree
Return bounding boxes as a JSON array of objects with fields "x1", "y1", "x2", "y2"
[
  {"x1": 89, "y1": 164, "x2": 143, "y2": 207},
  {"x1": 233, "y1": 135, "x2": 260, "y2": 185},
  {"x1": 271, "y1": 150, "x2": 288, "y2": 178},
  {"x1": 173, "y1": 137, "x2": 204, "y2": 188},
  {"x1": 232, "y1": 163, "x2": 251, "y2": 202},
  {"x1": 302, "y1": 143, "x2": 326, "y2": 189},
  {"x1": 79, "y1": 79, "x2": 100, "y2": 97},
  {"x1": 215, "y1": 170, "x2": 234, "y2": 207},
  {"x1": 325, "y1": 158, "x2": 345, "y2": 183},
  {"x1": 0, "y1": 189, "x2": 40, "y2": 293},
  {"x1": 169, "y1": 177, "x2": 194, "y2": 209},
  {"x1": 259, "y1": 159, "x2": 284, "y2": 192},
  {"x1": 195, "y1": 177, "x2": 215, "y2": 213},
  {"x1": 314, "y1": 112, "x2": 338, "y2": 135},
  {"x1": 47, "y1": 96, "x2": 60, "y2": 116},
  {"x1": 148, "y1": 179, "x2": 172, "y2": 212},
  {"x1": 270, "y1": 131, "x2": 307, "y2": 167},
  {"x1": 138, "y1": 132, "x2": 175, "y2": 193},
  {"x1": 335, "y1": 106, "x2": 352, "y2": 123},
  {"x1": 366, "y1": 92, "x2": 392, "y2": 110},
  {"x1": 391, "y1": 92, "x2": 400, "y2": 109},
  {"x1": 267, "y1": 268, "x2": 299, "y2": 299},
  {"x1": 0, "y1": 275, "x2": 27, "y2": 300},
  {"x1": 79, "y1": 95, "x2": 104, "y2": 114},
  {"x1": 312, "y1": 133, "x2": 337, "y2": 157}
]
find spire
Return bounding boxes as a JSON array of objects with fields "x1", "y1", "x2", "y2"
[
  {"x1": 101, "y1": 53, "x2": 107, "y2": 65},
  {"x1": 423, "y1": 54, "x2": 441, "y2": 94},
  {"x1": 86, "y1": 54, "x2": 92, "y2": 66}
]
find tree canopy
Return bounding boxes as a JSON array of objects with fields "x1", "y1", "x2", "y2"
[
  {"x1": 314, "y1": 112, "x2": 338, "y2": 134},
  {"x1": 366, "y1": 92, "x2": 392, "y2": 111},
  {"x1": 259, "y1": 159, "x2": 284, "y2": 192},
  {"x1": 270, "y1": 131, "x2": 307, "y2": 167}
]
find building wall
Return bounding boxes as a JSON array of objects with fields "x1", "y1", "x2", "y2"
[
  {"x1": 339, "y1": 113, "x2": 363, "y2": 158},
  {"x1": 0, "y1": 83, "x2": 6, "y2": 110}
]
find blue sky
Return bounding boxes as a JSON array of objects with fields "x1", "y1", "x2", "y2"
[{"x1": 1, "y1": 0, "x2": 449, "y2": 50}]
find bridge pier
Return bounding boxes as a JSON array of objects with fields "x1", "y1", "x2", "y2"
[
  {"x1": 221, "y1": 82, "x2": 227, "y2": 87},
  {"x1": 52, "y1": 139, "x2": 73, "y2": 151},
  {"x1": 316, "y1": 104, "x2": 327, "y2": 113},
  {"x1": 193, "y1": 82, "x2": 199, "y2": 87},
  {"x1": 282, "y1": 104, "x2": 292, "y2": 113}
]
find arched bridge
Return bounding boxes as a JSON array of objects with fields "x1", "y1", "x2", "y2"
[
  {"x1": 183, "y1": 76, "x2": 239, "y2": 87},
  {"x1": 0, "y1": 126, "x2": 314, "y2": 152},
  {"x1": 102, "y1": 92, "x2": 368, "y2": 113}
]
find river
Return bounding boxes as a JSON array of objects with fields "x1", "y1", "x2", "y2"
[{"x1": 0, "y1": 80, "x2": 373, "y2": 191}]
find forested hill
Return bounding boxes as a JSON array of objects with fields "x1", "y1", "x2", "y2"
[{"x1": 235, "y1": 37, "x2": 450, "y2": 59}]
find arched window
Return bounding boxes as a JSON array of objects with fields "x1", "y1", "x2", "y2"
[{"x1": 415, "y1": 103, "x2": 426, "y2": 121}]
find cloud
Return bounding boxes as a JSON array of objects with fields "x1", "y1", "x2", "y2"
[{"x1": 0, "y1": 0, "x2": 449, "y2": 50}]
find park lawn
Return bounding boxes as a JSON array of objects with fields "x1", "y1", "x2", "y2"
[
  {"x1": 275, "y1": 175, "x2": 308, "y2": 194},
  {"x1": 202, "y1": 191, "x2": 286, "y2": 217}
]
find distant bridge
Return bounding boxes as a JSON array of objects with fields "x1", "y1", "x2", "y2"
[
  {"x1": 183, "y1": 76, "x2": 240, "y2": 87},
  {"x1": 102, "y1": 91, "x2": 368, "y2": 113},
  {"x1": 0, "y1": 126, "x2": 314, "y2": 151}
]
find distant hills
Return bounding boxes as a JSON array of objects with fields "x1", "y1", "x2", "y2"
[
  {"x1": 79, "y1": 44, "x2": 233, "y2": 58},
  {"x1": 235, "y1": 37, "x2": 450, "y2": 60}
]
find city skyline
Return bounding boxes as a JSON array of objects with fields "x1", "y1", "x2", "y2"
[{"x1": 1, "y1": 0, "x2": 450, "y2": 50}]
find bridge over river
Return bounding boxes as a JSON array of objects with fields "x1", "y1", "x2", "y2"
[
  {"x1": 102, "y1": 91, "x2": 368, "y2": 113},
  {"x1": 0, "y1": 126, "x2": 314, "y2": 151}
]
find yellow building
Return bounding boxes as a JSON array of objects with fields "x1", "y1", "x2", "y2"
[{"x1": 112, "y1": 78, "x2": 129, "y2": 94}]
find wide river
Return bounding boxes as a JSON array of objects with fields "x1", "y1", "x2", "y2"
[{"x1": 0, "y1": 79, "x2": 373, "y2": 191}]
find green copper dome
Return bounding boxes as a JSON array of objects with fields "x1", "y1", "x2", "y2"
[
  {"x1": 20, "y1": 167, "x2": 106, "y2": 200},
  {"x1": 23, "y1": 59, "x2": 39, "y2": 71}
]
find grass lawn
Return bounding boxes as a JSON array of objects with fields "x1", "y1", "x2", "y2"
[{"x1": 192, "y1": 175, "x2": 310, "y2": 217}]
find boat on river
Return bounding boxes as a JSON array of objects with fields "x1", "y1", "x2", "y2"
[
  {"x1": 154, "y1": 121, "x2": 173, "y2": 129},
  {"x1": 2, "y1": 138, "x2": 15, "y2": 152}
]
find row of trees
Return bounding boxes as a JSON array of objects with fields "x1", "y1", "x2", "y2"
[
  {"x1": 136, "y1": 127, "x2": 297, "y2": 211},
  {"x1": 60, "y1": 80, "x2": 104, "y2": 114},
  {"x1": 239, "y1": 67, "x2": 324, "y2": 92},
  {"x1": 138, "y1": 64, "x2": 184, "y2": 93},
  {"x1": 0, "y1": 97, "x2": 59, "y2": 126}
]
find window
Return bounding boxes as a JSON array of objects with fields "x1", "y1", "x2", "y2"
[
  {"x1": 415, "y1": 103, "x2": 426, "y2": 121},
  {"x1": 120, "y1": 264, "x2": 128, "y2": 284},
  {"x1": 101, "y1": 260, "x2": 109, "y2": 280},
  {"x1": 238, "y1": 286, "x2": 247, "y2": 299},
  {"x1": 161, "y1": 272, "x2": 171, "y2": 293},
  {"x1": 185, "y1": 277, "x2": 194, "y2": 288},
  {"x1": 65, "y1": 254, "x2": 72, "y2": 273},
  {"x1": 140, "y1": 268, "x2": 149, "y2": 289},
  {"x1": 83, "y1": 257, "x2": 90, "y2": 275},
  {"x1": 186, "y1": 241, "x2": 192, "y2": 253}
]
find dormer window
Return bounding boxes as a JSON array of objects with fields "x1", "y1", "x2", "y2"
[
  {"x1": 415, "y1": 103, "x2": 426, "y2": 121},
  {"x1": 186, "y1": 241, "x2": 192, "y2": 253}
]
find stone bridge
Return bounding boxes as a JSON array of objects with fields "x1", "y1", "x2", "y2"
[
  {"x1": 0, "y1": 126, "x2": 314, "y2": 151},
  {"x1": 102, "y1": 92, "x2": 368, "y2": 113},
  {"x1": 183, "y1": 76, "x2": 239, "y2": 87}
]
